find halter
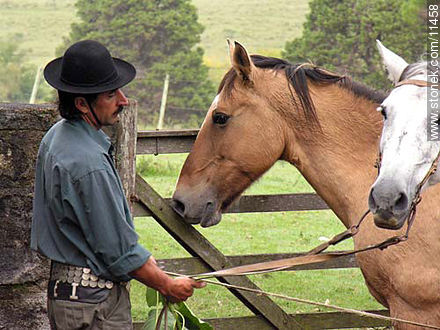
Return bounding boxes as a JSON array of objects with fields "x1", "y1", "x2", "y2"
[
  {"x1": 395, "y1": 79, "x2": 436, "y2": 88},
  {"x1": 374, "y1": 78, "x2": 440, "y2": 235}
]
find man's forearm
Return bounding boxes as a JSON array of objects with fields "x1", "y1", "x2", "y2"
[{"x1": 129, "y1": 256, "x2": 173, "y2": 295}]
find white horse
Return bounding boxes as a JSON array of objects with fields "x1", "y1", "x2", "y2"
[{"x1": 368, "y1": 40, "x2": 440, "y2": 230}]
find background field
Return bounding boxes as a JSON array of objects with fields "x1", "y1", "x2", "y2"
[{"x1": 0, "y1": 0, "x2": 308, "y2": 83}]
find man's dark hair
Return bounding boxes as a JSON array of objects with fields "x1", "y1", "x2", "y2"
[{"x1": 57, "y1": 91, "x2": 99, "y2": 120}]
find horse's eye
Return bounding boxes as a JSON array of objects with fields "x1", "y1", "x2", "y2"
[
  {"x1": 377, "y1": 106, "x2": 387, "y2": 120},
  {"x1": 212, "y1": 112, "x2": 230, "y2": 125}
]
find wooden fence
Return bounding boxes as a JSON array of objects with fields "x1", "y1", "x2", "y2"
[{"x1": 132, "y1": 129, "x2": 389, "y2": 329}]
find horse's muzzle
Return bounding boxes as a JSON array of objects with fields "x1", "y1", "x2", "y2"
[{"x1": 373, "y1": 209, "x2": 406, "y2": 230}]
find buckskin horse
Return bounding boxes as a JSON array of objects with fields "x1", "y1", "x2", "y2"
[
  {"x1": 173, "y1": 41, "x2": 440, "y2": 328},
  {"x1": 368, "y1": 40, "x2": 440, "y2": 230}
]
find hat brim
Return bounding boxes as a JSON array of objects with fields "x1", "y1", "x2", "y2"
[{"x1": 44, "y1": 57, "x2": 136, "y2": 94}]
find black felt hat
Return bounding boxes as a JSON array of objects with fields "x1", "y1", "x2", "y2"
[{"x1": 44, "y1": 40, "x2": 136, "y2": 94}]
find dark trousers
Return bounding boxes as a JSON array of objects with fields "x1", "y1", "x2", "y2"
[{"x1": 48, "y1": 283, "x2": 133, "y2": 330}]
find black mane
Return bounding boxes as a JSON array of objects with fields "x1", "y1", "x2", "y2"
[{"x1": 219, "y1": 55, "x2": 387, "y2": 124}]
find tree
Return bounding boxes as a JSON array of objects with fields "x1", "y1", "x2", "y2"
[
  {"x1": 0, "y1": 36, "x2": 35, "y2": 102},
  {"x1": 62, "y1": 0, "x2": 215, "y2": 127},
  {"x1": 0, "y1": 35, "x2": 53, "y2": 103},
  {"x1": 283, "y1": 0, "x2": 426, "y2": 90}
]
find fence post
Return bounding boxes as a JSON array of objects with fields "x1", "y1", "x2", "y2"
[
  {"x1": 0, "y1": 103, "x2": 58, "y2": 329},
  {"x1": 29, "y1": 65, "x2": 43, "y2": 104},
  {"x1": 103, "y1": 99, "x2": 138, "y2": 211},
  {"x1": 156, "y1": 73, "x2": 170, "y2": 130}
]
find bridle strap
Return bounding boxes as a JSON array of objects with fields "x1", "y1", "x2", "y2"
[{"x1": 395, "y1": 79, "x2": 436, "y2": 88}]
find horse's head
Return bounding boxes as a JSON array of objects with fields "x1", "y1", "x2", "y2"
[
  {"x1": 172, "y1": 41, "x2": 287, "y2": 227},
  {"x1": 368, "y1": 41, "x2": 440, "y2": 230}
]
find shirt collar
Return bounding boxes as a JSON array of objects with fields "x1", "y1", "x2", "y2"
[{"x1": 74, "y1": 119, "x2": 112, "y2": 154}]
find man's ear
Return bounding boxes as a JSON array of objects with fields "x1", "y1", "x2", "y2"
[{"x1": 74, "y1": 96, "x2": 89, "y2": 114}]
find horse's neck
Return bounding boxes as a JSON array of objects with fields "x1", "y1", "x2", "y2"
[{"x1": 282, "y1": 85, "x2": 382, "y2": 227}]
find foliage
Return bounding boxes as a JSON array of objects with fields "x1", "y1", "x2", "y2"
[
  {"x1": 0, "y1": 35, "x2": 51, "y2": 103},
  {"x1": 143, "y1": 287, "x2": 213, "y2": 330},
  {"x1": 61, "y1": 0, "x2": 215, "y2": 126},
  {"x1": 283, "y1": 0, "x2": 426, "y2": 90}
]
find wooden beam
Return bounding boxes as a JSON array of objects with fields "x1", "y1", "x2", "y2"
[
  {"x1": 103, "y1": 100, "x2": 138, "y2": 213},
  {"x1": 135, "y1": 175, "x2": 299, "y2": 329},
  {"x1": 133, "y1": 310, "x2": 390, "y2": 329},
  {"x1": 137, "y1": 129, "x2": 198, "y2": 154},
  {"x1": 132, "y1": 193, "x2": 329, "y2": 217}
]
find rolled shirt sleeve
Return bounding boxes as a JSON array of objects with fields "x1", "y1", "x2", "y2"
[{"x1": 64, "y1": 166, "x2": 151, "y2": 281}]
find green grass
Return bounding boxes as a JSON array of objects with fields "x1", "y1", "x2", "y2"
[{"x1": 131, "y1": 154, "x2": 383, "y2": 322}]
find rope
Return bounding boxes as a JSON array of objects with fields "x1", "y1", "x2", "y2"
[{"x1": 165, "y1": 271, "x2": 440, "y2": 329}]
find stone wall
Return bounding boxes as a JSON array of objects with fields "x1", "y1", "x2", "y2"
[{"x1": 0, "y1": 103, "x2": 58, "y2": 329}]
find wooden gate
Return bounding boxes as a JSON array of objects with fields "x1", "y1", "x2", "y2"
[{"x1": 110, "y1": 105, "x2": 389, "y2": 329}]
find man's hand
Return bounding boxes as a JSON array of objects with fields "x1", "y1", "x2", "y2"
[
  {"x1": 129, "y1": 256, "x2": 206, "y2": 303},
  {"x1": 164, "y1": 277, "x2": 206, "y2": 303}
]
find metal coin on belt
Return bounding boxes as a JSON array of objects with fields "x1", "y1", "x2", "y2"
[
  {"x1": 67, "y1": 277, "x2": 74, "y2": 284},
  {"x1": 97, "y1": 279, "x2": 106, "y2": 289},
  {"x1": 83, "y1": 268, "x2": 91, "y2": 274},
  {"x1": 105, "y1": 281, "x2": 114, "y2": 289},
  {"x1": 82, "y1": 273, "x2": 90, "y2": 281},
  {"x1": 74, "y1": 269, "x2": 82, "y2": 277},
  {"x1": 90, "y1": 274, "x2": 98, "y2": 282},
  {"x1": 81, "y1": 279, "x2": 89, "y2": 287},
  {"x1": 73, "y1": 275, "x2": 81, "y2": 283},
  {"x1": 68, "y1": 269, "x2": 75, "y2": 277},
  {"x1": 89, "y1": 280, "x2": 97, "y2": 288}
]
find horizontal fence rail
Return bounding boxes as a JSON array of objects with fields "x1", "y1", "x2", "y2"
[
  {"x1": 137, "y1": 129, "x2": 198, "y2": 154},
  {"x1": 134, "y1": 129, "x2": 389, "y2": 328},
  {"x1": 134, "y1": 310, "x2": 390, "y2": 330},
  {"x1": 133, "y1": 193, "x2": 329, "y2": 217}
]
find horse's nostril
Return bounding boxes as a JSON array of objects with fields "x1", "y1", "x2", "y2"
[
  {"x1": 394, "y1": 192, "x2": 408, "y2": 212},
  {"x1": 368, "y1": 188, "x2": 377, "y2": 212},
  {"x1": 172, "y1": 199, "x2": 185, "y2": 216}
]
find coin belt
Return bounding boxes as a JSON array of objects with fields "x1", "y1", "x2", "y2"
[{"x1": 51, "y1": 261, "x2": 121, "y2": 289}]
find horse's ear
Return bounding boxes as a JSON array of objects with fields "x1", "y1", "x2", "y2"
[
  {"x1": 228, "y1": 40, "x2": 255, "y2": 83},
  {"x1": 376, "y1": 40, "x2": 408, "y2": 85}
]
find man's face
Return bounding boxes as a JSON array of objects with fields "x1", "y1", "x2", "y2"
[{"x1": 93, "y1": 89, "x2": 129, "y2": 126}]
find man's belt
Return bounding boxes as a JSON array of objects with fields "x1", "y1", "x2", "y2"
[
  {"x1": 47, "y1": 280, "x2": 110, "y2": 303},
  {"x1": 49, "y1": 261, "x2": 128, "y2": 303},
  {"x1": 50, "y1": 261, "x2": 118, "y2": 289}
]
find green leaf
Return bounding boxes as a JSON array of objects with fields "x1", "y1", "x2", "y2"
[
  {"x1": 143, "y1": 308, "x2": 160, "y2": 330},
  {"x1": 143, "y1": 308, "x2": 178, "y2": 330},
  {"x1": 146, "y1": 287, "x2": 159, "y2": 307},
  {"x1": 172, "y1": 302, "x2": 213, "y2": 330}
]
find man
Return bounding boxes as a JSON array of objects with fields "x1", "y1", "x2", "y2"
[{"x1": 31, "y1": 40, "x2": 204, "y2": 329}]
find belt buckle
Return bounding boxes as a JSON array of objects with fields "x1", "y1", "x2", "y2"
[
  {"x1": 53, "y1": 280, "x2": 60, "y2": 298},
  {"x1": 70, "y1": 283, "x2": 79, "y2": 300}
]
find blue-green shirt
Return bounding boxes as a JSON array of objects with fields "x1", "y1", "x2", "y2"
[{"x1": 31, "y1": 119, "x2": 151, "y2": 282}]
